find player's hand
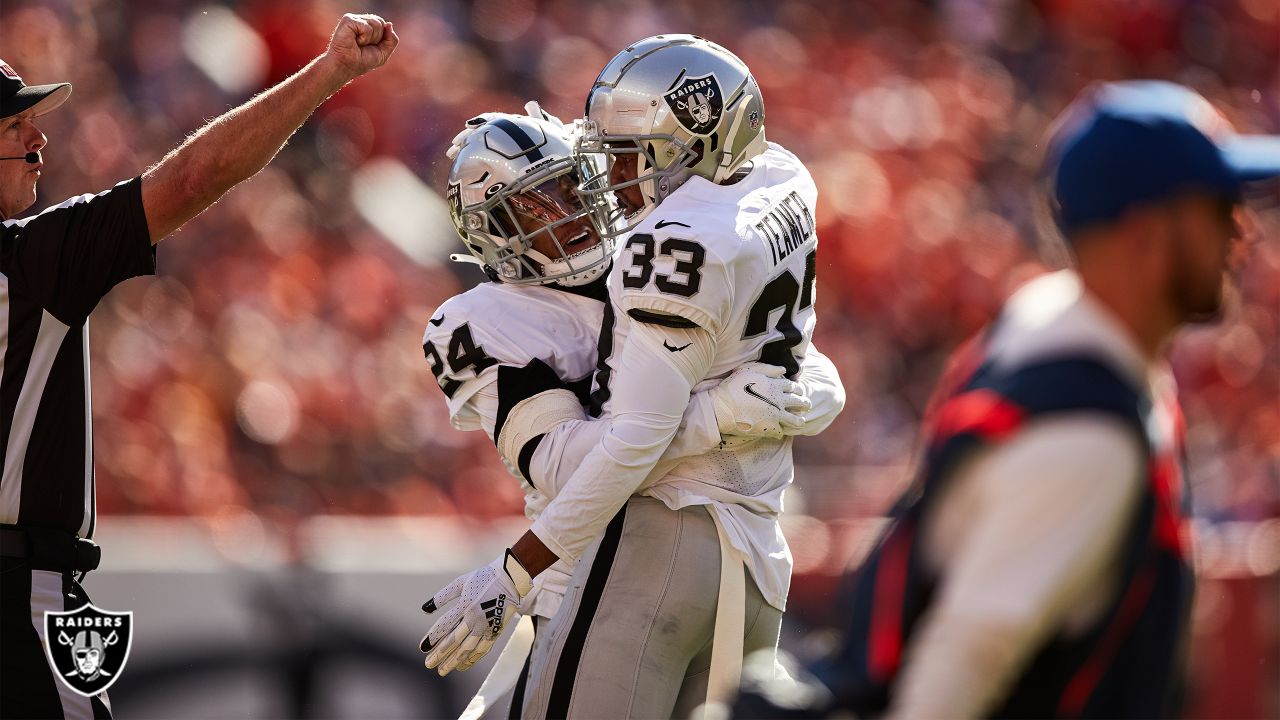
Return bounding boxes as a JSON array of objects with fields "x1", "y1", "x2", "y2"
[
  {"x1": 710, "y1": 363, "x2": 811, "y2": 439},
  {"x1": 324, "y1": 14, "x2": 398, "y2": 81},
  {"x1": 420, "y1": 550, "x2": 533, "y2": 676}
]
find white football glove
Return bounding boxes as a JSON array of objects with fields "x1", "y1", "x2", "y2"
[
  {"x1": 420, "y1": 550, "x2": 533, "y2": 675},
  {"x1": 710, "y1": 363, "x2": 811, "y2": 439}
]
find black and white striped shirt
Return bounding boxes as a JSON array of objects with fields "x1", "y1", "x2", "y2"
[{"x1": 1, "y1": 177, "x2": 154, "y2": 538}]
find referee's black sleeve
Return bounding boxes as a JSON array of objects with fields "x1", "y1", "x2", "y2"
[{"x1": 1, "y1": 176, "x2": 155, "y2": 324}]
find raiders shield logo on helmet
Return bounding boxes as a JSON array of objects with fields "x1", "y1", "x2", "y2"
[
  {"x1": 664, "y1": 73, "x2": 723, "y2": 135},
  {"x1": 43, "y1": 604, "x2": 134, "y2": 697},
  {"x1": 446, "y1": 183, "x2": 462, "y2": 217}
]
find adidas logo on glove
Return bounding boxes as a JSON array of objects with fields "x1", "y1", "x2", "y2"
[{"x1": 482, "y1": 594, "x2": 506, "y2": 635}]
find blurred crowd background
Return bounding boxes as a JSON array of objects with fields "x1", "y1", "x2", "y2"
[{"x1": 3, "y1": 0, "x2": 1277, "y2": 717}]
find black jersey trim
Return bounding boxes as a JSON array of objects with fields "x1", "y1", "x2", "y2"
[
  {"x1": 545, "y1": 506, "x2": 627, "y2": 718},
  {"x1": 517, "y1": 434, "x2": 546, "y2": 489},
  {"x1": 626, "y1": 308, "x2": 699, "y2": 328},
  {"x1": 494, "y1": 359, "x2": 568, "y2": 448}
]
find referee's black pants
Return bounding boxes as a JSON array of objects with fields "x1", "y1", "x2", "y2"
[{"x1": 1, "y1": 558, "x2": 112, "y2": 719}]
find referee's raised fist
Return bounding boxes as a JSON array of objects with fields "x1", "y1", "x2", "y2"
[{"x1": 325, "y1": 13, "x2": 399, "y2": 80}]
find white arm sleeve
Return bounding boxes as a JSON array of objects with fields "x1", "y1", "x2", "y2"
[
  {"x1": 887, "y1": 415, "x2": 1145, "y2": 720},
  {"x1": 457, "y1": 358, "x2": 721, "y2": 499},
  {"x1": 449, "y1": 369, "x2": 501, "y2": 438},
  {"x1": 524, "y1": 417, "x2": 605, "y2": 498},
  {"x1": 790, "y1": 345, "x2": 846, "y2": 437},
  {"x1": 529, "y1": 320, "x2": 716, "y2": 562},
  {"x1": 526, "y1": 388, "x2": 722, "y2": 499}
]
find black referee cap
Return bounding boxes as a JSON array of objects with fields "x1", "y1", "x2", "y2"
[{"x1": 0, "y1": 59, "x2": 71, "y2": 119}]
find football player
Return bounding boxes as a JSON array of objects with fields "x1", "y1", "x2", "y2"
[
  {"x1": 421, "y1": 108, "x2": 844, "y2": 717},
  {"x1": 421, "y1": 37, "x2": 837, "y2": 719}
]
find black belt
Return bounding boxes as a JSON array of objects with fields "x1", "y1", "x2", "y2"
[{"x1": 0, "y1": 525, "x2": 101, "y2": 573}]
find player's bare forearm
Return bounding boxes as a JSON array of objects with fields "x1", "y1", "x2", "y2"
[
  {"x1": 510, "y1": 530, "x2": 561, "y2": 578},
  {"x1": 140, "y1": 14, "x2": 397, "y2": 242}
]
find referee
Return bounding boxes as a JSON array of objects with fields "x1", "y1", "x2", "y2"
[{"x1": 0, "y1": 15, "x2": 396, "y2": 719}]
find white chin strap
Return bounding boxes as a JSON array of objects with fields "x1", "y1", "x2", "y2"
[{"x1": 539, "y1": 243, "x2": 611, "y2": 286}]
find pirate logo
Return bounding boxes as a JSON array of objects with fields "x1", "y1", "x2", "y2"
[
  {"x1": 446, "y1": 182, "x2": 462, "y2": 217},
  {"x1": 448, "y1": 182, "x2": 481, "y2": 234},
  {"x1": 664, "y1": 73, "x2": 723, "y2": 135},
  {"x1": 43, "y1": 604, "x2": 133, "y2": 697}
]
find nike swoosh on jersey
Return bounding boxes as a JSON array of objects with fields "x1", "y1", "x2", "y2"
[
  {"x1": 429, "y1": 315, "x2": 446, "y2": 326},
  {"x1": 744, "y1": 383, "x2": 784, "y2": 411},
  {"x1": 663, "y1": 340, "x2": 692, "y2": 352},
  {"x1": 655, "y1": 219, "x2": 692, "y2": 230}
]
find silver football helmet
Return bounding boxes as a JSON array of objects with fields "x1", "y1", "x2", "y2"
[
  {"x1": 446, "y1": 113, "x2": 614, "y2": 286},
  {"x1": 577, "y1": 35, "x2": 767, "y2": 234}
]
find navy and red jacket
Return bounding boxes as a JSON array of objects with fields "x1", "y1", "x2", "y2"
[{"x1": 815, "y1": 335, "x2": 1195, "y2": 719}]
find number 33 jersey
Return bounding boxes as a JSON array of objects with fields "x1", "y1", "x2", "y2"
[
  {"x1": 598, "y1": 142, "x2": 820, "y2": 609},
  {"x1": 615, "y1": 142, "x2": 818, "y2": 379}
]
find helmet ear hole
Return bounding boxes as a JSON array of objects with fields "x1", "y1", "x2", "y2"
[{"x1": 689, "y1": 139, "x2": 706, "y2": 164}]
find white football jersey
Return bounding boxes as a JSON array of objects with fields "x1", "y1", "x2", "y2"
[
  {"x1": 593, "y1": 142, "x2": 821, "y2": 609},
  {"x1": 423, "y1": 281, "x2": 603, "y2": 436},
  {"x1": 423, "y1": 280, "x2": 606, "y2": 617}
]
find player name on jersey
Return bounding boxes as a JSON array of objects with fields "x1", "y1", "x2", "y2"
[{"x1": 755, "y1": 190, "x2": 814, "y2": 266}]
